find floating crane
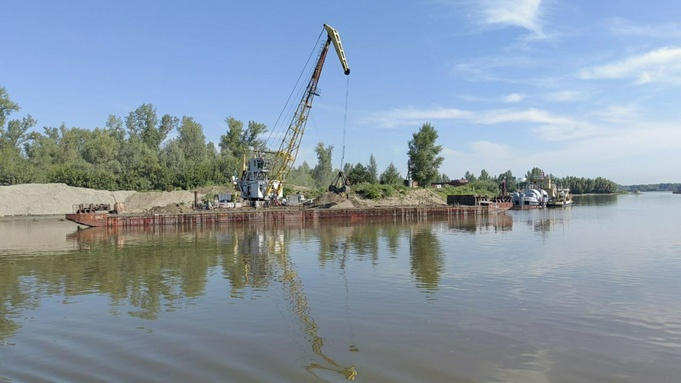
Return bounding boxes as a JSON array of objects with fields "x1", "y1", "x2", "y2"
[{"x1": 238, "y1": 24, "x2": 351, "y2": 201}]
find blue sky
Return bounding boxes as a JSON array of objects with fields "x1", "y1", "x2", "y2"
[{"x1": 3, "y1": 0, "x2": 681, "y2": 185}]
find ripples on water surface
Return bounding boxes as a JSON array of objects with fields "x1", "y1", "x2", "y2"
[{"x1": 1, "y1": 192, "x2": 680, "y2": 382}]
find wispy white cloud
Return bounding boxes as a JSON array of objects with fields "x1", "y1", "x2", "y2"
[
  {"x1": 475, "y1": 108, "x2": 597, "y2": 141},
  {"x1": 362, "y1": 106, "x2": 472, "y2": 129},
  {"x1": 451, "y1": 54, "x2": 561, "y2": 86},
  {"x1": 478, "y1": 0, "x2": 545, "y2": 38},
  {"x1": 579, "y1": 47, "x2": 681, "y2": 84},
  {"x1": 469, "y1": 140, "x2": 515, "y2": 158},
  {"x1": 545, "y1": 91, "x2": 583, "y2": 102},
  {"x1": 591, "y1": 104, "x2": 641, "y2": 124},
  {"x1": 609, "y1": 18, "x2": 681, "y2": 39},
  {"x1": 474, "y1": 108, "x2": 573, "y2": 125},
  {"x1": 531, "y1": 123, "x2": 596, "y2": 142},
  {"x1": 504, "y1": 93, "x2": 524, "y2": 103},
  {"x1": 363, "y1": 106, "x2": 597, "y2": 141}
]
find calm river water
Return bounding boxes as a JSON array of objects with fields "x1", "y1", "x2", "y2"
[{"x1": 1, "y1": 192, "x2": 680, "y2": 382}]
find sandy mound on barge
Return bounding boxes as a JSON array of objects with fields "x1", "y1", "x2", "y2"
[
  {"x1": 0, "y1": 183, "x2": 225, "y2": 217},
  {"x1": 310, "y1": 189, "x2": 447, "y2": 209},
  {"x1": 0, "y1": 183, "x2": 136, "y2": 216}
]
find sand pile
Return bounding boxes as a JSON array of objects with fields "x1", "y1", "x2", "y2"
[
  {"x1": 123, "y1": 190, "x2": 197, "y2": 213},
  {"x1": 371, "y1": 188, "x2": 446, "y2": 206},
  {"x1": 308, "y1": 189, "x2": 447, "y2": 210},
  {"x1": 0, "y1": 184, "x2": 208, "y2": 217},
  {"x1": 311, "y1": 192, "x2": 355, "y2": 209},
  {"x1": 0, "y1": 183, "x2": 136, "y2": 216},
  {"x1": 312, "y1": 192, "x2": 346, "y2": 206}
]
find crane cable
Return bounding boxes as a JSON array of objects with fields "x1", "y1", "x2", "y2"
[
  {"x1": 266, "y1": 30, "x2": 325, "y2": 150},
  {"x1": 340, "y1": 75, "x2": 350, "y2": 171}
]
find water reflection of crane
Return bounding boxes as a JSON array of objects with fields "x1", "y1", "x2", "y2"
[
  {"x1": 279, "y1": 255, "x2": 357, "y2": 380},
  {"x1": 245, "y1": 228, "x2": 357, "y2": 381}
]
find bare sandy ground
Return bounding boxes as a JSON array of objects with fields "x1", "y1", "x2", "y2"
[{"x1": 0, "y1": 184, "x2": 215, "y2": 217}]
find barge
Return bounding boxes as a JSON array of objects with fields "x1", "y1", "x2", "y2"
[{"x1": 65, "y1": 203, "x2": 512, "y2": 228}]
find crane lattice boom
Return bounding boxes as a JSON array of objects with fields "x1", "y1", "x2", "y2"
[{"x1": 237, "y1": 24, "x2": 350, "y2": 202}]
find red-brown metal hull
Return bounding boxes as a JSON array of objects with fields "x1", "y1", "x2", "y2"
[{"x1": 65, "y1": 205, "x2": 511, "y2": 228}]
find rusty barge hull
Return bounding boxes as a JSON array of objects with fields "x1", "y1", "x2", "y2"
[{"x1": 65, "y1": 204, "x2": 511, "y2": 228}]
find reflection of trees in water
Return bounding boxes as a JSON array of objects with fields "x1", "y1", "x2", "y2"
[
  {"x1": 317, "y1": 222, "x2": 417, "y2": 266},
  {"x1": 0, "y1": 226, "x2": 225, "y2": 337},
  {"x1": 532, "y1": 219, "x2": 552, "y2": 233},
  {"x1": 381, "y1": 225, "x2": 402, "y2": 257},
  {"x1": 448, "y1": 214, "x2": 513, "y2": 233},
  {"x1": 521, "y1": 217, "x2": 568, "y2": 234},
  {"x1": 221, "y1": 226, "x2": 280, "y2": 296},
  {"x1": 0, "y1": 262, "x2": 40, "y2": 341},
  {"x1": 0, "y1": 220, "x2": 454, "y2": 341},
  {"x1": 409, "y1": 227, "x2": 444, "y2": 292},
  {"x1": 317, "y1": 223, "x2": 382, "y2": 266},
  {"x1": 573, "y1": 194, "x2": 618, "y2": 206}
]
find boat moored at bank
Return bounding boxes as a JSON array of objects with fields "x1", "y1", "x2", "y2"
[{"x1": 511, "y1": 173, "x2": 573, "y2": 209}]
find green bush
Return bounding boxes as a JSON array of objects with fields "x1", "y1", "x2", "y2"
[{"x1": 352, "y1": 183, "x2": 406, "y2": 200}]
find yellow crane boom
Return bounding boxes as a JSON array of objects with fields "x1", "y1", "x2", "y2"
[{"x1": 266, "y1": 24, "x2": 351, "y2": 199}]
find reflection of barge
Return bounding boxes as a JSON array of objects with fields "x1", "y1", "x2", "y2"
[{"x1": 66, "y1": 204, "x2": 512, "y2": 228}]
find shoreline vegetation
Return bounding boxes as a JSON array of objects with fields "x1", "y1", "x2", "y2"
[{"x1": 0, "y1": 88, "x2": 629, "y2": 200}]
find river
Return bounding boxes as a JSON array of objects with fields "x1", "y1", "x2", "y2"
[{"x1": 1, "y1": 192, "x2": 680, "y2": 382}]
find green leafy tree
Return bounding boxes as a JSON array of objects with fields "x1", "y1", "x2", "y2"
[
  {"x1": 312, "y1": 142, "x2": 334, "y2": 188},
  {"x1": 407, "y1": 122, "x2": 444, "y2": 187},
  {"x1": 81, "y1": 128, "x2": 121, "y2": 168},
  {"x1": 105, "y1": 114, "x2": 126, "y2": 144},
  {"x1": 464, "y1": 171, "x2": 477, "y2": 182},
  {"x1": 525, "y1": 167, "x2": 544, "y2": 179},
  {"x1": 125, "y1": 104, "x2": 172, "y2": 151},
  {"x1": 177, "y1": 116, "x2": 207, "y2": 163},
  {"x1": 125, "y1": 104, "x2": 156, "y2": 141},
  {"x1": 159, "y1": 139, "x2": 185, "y2": 187},
  {"x1": 245, "y1": 120, "x2": 268, "y2": 152},
  {"x1": 0, "y1": 146, "x2": 33, "y2": 184},
  {"x1": 157, "y1": 114, "x2": 179, "y2": 149},
  {"x1": 0, "y1": 87, "x2": 20, "y2": 129},
  {"x1": 204, "y1": 142, "x2": 230, "y2": 185},
  {"x1": 1, "y1": 115, "x2": 36, "y2": 151},
  {"x1": 497, "y1": 170, "x2": 516, "y2": 193},
  {"x1": 367, "y1": 154, "x2": 378, "y2": 184},
  {"x1": 219, "y1": 117, "x2": 268, "y2": 160},
  {"x1": 219, "y1": 117, "x2": 244, "y2": 158},
  {"x1": 287, "y1": 161, "x2": 315, "y2": 188},
  {"x1": 345, "y1": 162, "x2": 372, "y2": 185},
  {"x1": 592, "y1": 176, "x2": 618, "y2": 193},
  {"x1": 118, "y1": 137, "x2": 160, "y2": 190},
  {"x1": 379, "y1": 162, "x2": 402, "y2": 185},
  {"x1": 27, "y1": 124, "x2": 88, "y2": 170}
]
